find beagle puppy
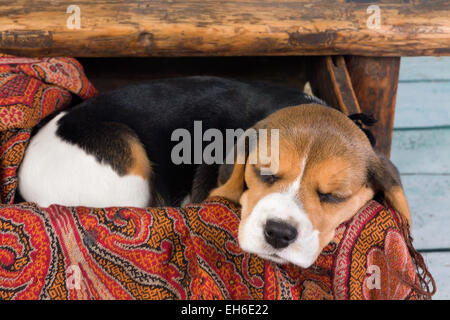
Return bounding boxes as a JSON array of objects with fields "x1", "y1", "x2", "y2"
[
  {"x1": 17, "y1": 76, "x2": 326, "y2": 208},
  {"x1": 210, "y1": 104, "x2": 410, "y2": 268}
]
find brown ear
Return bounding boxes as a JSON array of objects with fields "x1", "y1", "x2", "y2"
[
  {"x1": 369, "y1": 152, "x2": 411, "y2": 224},
  {"x1": 209, "y1": 161, "x2": 247, "y2": 203},
  {"x1": 209, "y1": 126, "x2": 259, "y2": 203}
]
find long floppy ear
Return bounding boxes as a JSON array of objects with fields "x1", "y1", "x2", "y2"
[
  {"x1": 209, "y1": 126, "x2": 259, "y2": 203},
  {"x1": 368, "y1": 152, "x2": 411, "y2": 224},
  {"x1": 210, "y1": 161, "x2": 247, "y2": 203}
]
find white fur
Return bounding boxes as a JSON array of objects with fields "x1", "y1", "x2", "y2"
[
  {"x1": 239, "y1": 157, "x2": 320, "y2": 268},
  {"x1": 18, "y1": 113, "x2": 151, "y2": 208}
]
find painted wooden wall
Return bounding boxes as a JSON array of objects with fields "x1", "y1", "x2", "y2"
[{"x1": 390, "y1": 57, "x2": 450, "y2": 299}]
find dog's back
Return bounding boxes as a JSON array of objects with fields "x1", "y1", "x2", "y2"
[{"x1": 18, "y1": 76, "x2": 326, "y2": 207}]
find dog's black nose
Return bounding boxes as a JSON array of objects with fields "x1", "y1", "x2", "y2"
[{"x1": 264, "y1": 219, "x2": 298, "y2": 249}]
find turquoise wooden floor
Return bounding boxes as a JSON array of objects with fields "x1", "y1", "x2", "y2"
[{"x1": 390, "y1": 57, "x2": 450, "y2": 300}]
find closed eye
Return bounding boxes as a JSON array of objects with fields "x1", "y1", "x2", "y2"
[
  {"x1": 317, "y1": 191, "x2": 349, "y2": 204},
  {"x1": 253, "y1": 165, "x2": 280, "y2": 185}
]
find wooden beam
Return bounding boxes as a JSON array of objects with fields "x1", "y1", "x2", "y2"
[
  {"x1": 307, "y1": 56, "x2": 361, "y2": 115},
  {"x1": 307, "y1": 56, "x2": 400, "y2": 156},
  {"x1": 1, "y1": 1, "x2": 450, "y2": 57},
  {"x1": 345, "y1": 56, "x2": 401, "y2": 157}
]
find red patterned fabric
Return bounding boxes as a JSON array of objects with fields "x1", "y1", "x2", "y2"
[
  {"x1": 0, "y1": 55, "x2": 433, "y2": 300},
  {"x1": 0, "y1": 197, "x2": 425, "y2": 300},
  {"x1": 0, "y1": 55, "x2": 98, "y2": 203}
]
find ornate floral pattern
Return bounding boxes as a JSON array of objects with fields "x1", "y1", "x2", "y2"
[
  {"x1": 0, "y1": 198, "x2": 427, "y2": 300},
  {"x1": 362, "y1": 229, "x2": 418, "y2": 300},
  {"x1": 0, "y1": 54, "x2": 98, "y2": 203}
]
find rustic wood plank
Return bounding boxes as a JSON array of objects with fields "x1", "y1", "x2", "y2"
[
  {"x1": 390, "y1": 128, "x2": 450, "y2": 174},
  {"x1": 1, "y1": 1, "x2": 450, "y2": 57},
  {"x1": 345, "y1": 56, "x2": 400, "y2": 156},
  {"x1": 399, "y1": 57, "x2": 450, "y2": 81},
  {"x1": 401, "y1": 175, "x2": 450, "y2": 250},
  {"x1": 421, "y1": 252, "x2": 450, "y2": 300},
  {"x1": 307, "y1": 56, "x2": 361, "y2": 115},
  {"x1": 394, "y1": 81, "x2": 450, "y2": 128}
]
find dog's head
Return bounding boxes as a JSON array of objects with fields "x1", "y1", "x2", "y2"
[{"x1": 211, "y1": 104, "x2": 410, "y2": 268}]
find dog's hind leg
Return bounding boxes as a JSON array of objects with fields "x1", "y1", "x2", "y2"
[{"x1": 18, "y1": 112, "x2": 152, "y2": 208}]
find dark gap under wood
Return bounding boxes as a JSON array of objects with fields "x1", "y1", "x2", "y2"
[{"x1": 77, "y1": 56, "x2": 309, "y2": 93}]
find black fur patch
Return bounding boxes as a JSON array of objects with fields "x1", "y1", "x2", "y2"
[
  {"x1": 54, "y1": 76, "x2": 328, "y2": 206},
  {"x1": 348, "y1": 113, "x2": 377, "y2": 147},
  {"x1": 217, "y1": 163, "x2": 235, "y2": 186},
  {"x1": 367, "y1": 152, "x2": 401, "y2": 192},
  {"x1": 56, "y1": 118, "x2": 136, "y2": 176},
  {"x1": 190, "y1": 164, "x2": 221, "y2": 204}
]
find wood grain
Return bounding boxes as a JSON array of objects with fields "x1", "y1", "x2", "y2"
[
  {"x1": 391, "y1": 128, "x2": 450, "y2": 174},
  {"x1": 395, "y1": 82, "x2": 450, "y2": 128},
  {"x1": 345, "y1": 56, "x2": 401, "y2": 156},
  {"x1": 401, "y1": 175, "x2": 450, "y2": 251},
  {"x1": 1, "y1": 1, "x2": 449, "y2": 57},
  {"x1": 421, "y1": 252, "x2": 450, "y2": 300},
  {"x1": 399, "y1": 57, "x2": 450, "y2": 81},
  {"x1": 391, "y1": 58, "x2": 450, "y2": 293},
  {"x1": 308, "y1": 56, "x2": 361, "y2": 115}
]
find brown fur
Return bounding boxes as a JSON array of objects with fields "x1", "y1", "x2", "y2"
[
  {"x1": 127, "y1": 137, "x2": 152, "y2": 180},
  {"x1": 211, "y1": 104, "x2": 411, "y2": 252}
]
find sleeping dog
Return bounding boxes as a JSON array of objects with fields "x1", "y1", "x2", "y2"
[
  {"x1": 18, "y1": 76, "x2": 411, "y2": 268},
  {"x1": 17, "y1": 76, "x2": 325, "y2": 208},
  {"x1": 210, "y1": 105, "x2": 411, "y2": 268}
]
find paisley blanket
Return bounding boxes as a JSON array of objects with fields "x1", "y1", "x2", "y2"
[
  {"x1": 0, "y1": 55, "x2": 434, "y2": 300},
  {"x1": 0, "y1": 55, "x2": 97, "y2": 204},
  {"x1": 0, "y1": 197, "x2": 432, "y2": 300}
]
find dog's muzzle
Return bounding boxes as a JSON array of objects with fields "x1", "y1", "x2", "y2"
[{"x1": 264, "y1": 219, "x2": 298, "y2": 249}]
